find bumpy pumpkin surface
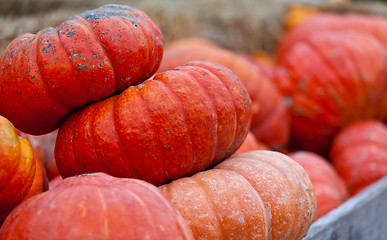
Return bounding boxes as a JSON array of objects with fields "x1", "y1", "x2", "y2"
[
  {"x1": 289, "y1": 151, "x2": 349, "y2": 220},
  {"x1": 0, "y1": 4, "x2": 164, "y2": 135},
  {"x1": 157, "y1": 38, "x2": 290, "y2": 150},
  {"x1": 0, "y1": 172, "x2": 194, "y2": 240},
  {"x1": 0, "y1": 116, "x2": 46, "y2": 224},
  {"x1": 160, "y1": 150, "x2": 316, "y2": 240},
  {"x1": 330, "y1": 120, "x2": 387, "y2": 195},
  {"x1": 275, "y1": 31, "x2": 387, "y2": 155},
  {"x1": 55, "y1": 61, "x2": 252, "y2": 186}
]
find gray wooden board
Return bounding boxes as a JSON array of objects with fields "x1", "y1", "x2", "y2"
[{"x1": 303, "y1": 176, "x2": 387, "y2": 240}]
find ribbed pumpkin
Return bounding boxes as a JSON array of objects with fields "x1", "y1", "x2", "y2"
[
  {"x1": 277, "y1": 13, "x2": 387, "y2": 61},
  {"x1": 0, "y1": 172, "x2": 194, "y2": 240},
  {"x1": 0, "y1": 116, "x2": 47, "y2": 224},
  {"x1": 157, "y1": 37, "x2": 290, "y2": 150},
  {"x1": 274, "y1": 30, "x2": 387, "y2": 155},
  {"x1": 289, "y1": 151, "x2": 349, "y2": 220},
  {"x1": 17, "y1": 130, "x2": 59, "y2": 180},
  {"x1": 330, "y1": 120, "x2": 387, "y2": 195},
  {"x1": 55, "y1": 61, "x2": 252, "y2": 186},
  {"x1": 160, "y1": 150, "x2": 316, "y2": 240},
  {"x1": 0, "y1": 4, "x2": 164, "y2": 135}
]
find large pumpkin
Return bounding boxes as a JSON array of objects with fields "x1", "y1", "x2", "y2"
[
  {"x1": 330, "y1": 120, "x2": 387, "y2": 195},
  {"x1": 0, "y1": 4, "x2": 164, "y2": 135},
  {"x1": 157, "y1": 38, "x2": 290, "y2": 150},
  {"x1": 289, "y1": 151, "x2": 349, "y2": 220},
  {"x1": 0, "y1": 172, "x2": 194, "y2": 240},
  {"x1": 55, "y1": 61, "x2": 252, "y2": 186},
  {"x1": 160, "y1": 150, "x2": 316, "y2": 240},
  {"x1": 0, "y1": 116, "x2": 47, "y2": 224},
  {"x1": 274, "y1": 30, "x2": 387, "y2": 155}
]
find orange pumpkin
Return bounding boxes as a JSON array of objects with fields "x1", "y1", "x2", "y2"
[
  {"x1": 160, "y1": 150, "x2": 316, "y2": 240},
  {"x1": 0, "y1": 116, "x2": 47, "y2": 224},
  {"x1": 330, "y1": 120, "x2": 387, "y2": 195},
  {"x1": 233, "y1": 131, "x2": 270, "y2": 156},
  {"x1": 55, "y1": 61, "x2": 252, "y2": 186},
  {"x1": 275, "y1": 30, "x2": 387, "y2": 155},
  {"x1": 0, "y1": 4, "x2": 164, "y2": 135},
  {"x1": 0, "y1": 173, "x2": 194, "y2": 239},
  {"x1": 157, "y1": 37, "x2": 290, "y2": 150},
  {"x1": 289, "y1": 151, "x2": 349, "y2": 220}
]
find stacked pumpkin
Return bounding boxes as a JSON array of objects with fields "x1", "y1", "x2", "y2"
[{"x1": 0, "y1": 4, "x2": 317, "y2": 240}]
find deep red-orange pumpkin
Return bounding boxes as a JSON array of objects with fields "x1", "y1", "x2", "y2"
[
  {"x1": 160, "y1": 150, "x2": 316, "y2": 240},
  {"x1": 0, "y1": 116, "x2": 47, "y2": 225},
  {"x1": 0, "y1": 172, "x2": 194, "y2": 240},
  {"x1": 0, "y1": 4, "x2": 164, "y2": 135},
  {"x1": 55, "y1": 61, "x2": 252, "y2": 186},
  {"x1": 289, "y1": 151, "x2": 349, "y2": 220},
  {"x1": 330, "y1": 120, "x2": 387, "y2": 195},
  {"x1": 157, "y1": 37, "x2": 290, "y2": 150},
  {"x1": 274, "y1": 30, "x2": 387, "y2": 155}
]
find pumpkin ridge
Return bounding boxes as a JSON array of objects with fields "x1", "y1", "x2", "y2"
[{"x1": 179, "y1": 67, "x2": 219, "y2": 165}]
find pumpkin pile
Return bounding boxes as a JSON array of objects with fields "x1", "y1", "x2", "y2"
[{"x1": 0, "y1": 4, "x2": 317, "y2": 240}]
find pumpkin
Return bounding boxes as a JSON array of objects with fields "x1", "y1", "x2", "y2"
[
  {"x1": 289, "y1": 151, "x2": 349, "y2": 220},
  {"x1": 0, "y1": 4, "x2": 164, "y2": 135},
  {"x1": 17, "y1": 130, "x2": 59, "y2": 180},
  {"x1": 232, "y1": 131, "x2": 270, "y2": 156},
  {"x1": 274, "y1": 30, "x2": 387, "y2": 155},
  {"x1": 330, "y1": 120, "x2": 387, "y2": 195},
  {"x1": 157, "y1": 37, "x2": 290, "y2": 150},
  {"x1": 277, "y1": 13, "x2": 387, "y2": 61},
  {"x1": 0, "y1": 172, "x2": 194, "y2": 240},
  {"x1": 160, "y1": 150, "x2": 316, "y2": 240},
  {"x1": 0, "y1": 116, "x2": 47, "y2": 224},
  {"x1": 55, "y1": 61, "x2": 252, "y2": 186}
]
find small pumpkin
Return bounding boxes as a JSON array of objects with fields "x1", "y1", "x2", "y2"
[
  {"x1": 289, "y1": 151, "x2": 349, "y2": 220},
  {"x1": 157, "y1": 37, "x2": 290, "y2": 150},
  {"x1": 0, "y1": 172, "x2": 194, "y2": 240},
  {"x1": 160, "y1": 150, "x2": 316, "y2": 240},
  {"x1": 274, "y1": 30, "x2": 387, "y2": 155},
  {"x1": 330, "y1": 120, "x2": 387, "y2": 195},
  {"x1": 0, "y1": 116, "x2": 47, "y2": 224},
  {"x1": 0, "y1": 4, "x2": 164, "y2": 135},
  {"x1": 55, "y1": 61, "x2": 252, "y2": 186}
]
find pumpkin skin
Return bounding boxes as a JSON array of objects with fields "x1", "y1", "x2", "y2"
[
  {"x1": 277, "y1": 13, "x2": 387, "y2": 61},
  {"x1": 0, "y1": 172, "x2": 194, "y2": 240},
  {"x1": 160, "y1": 150, "x2": 316, "y2": 240},
  {"x1": 157, "y1": 38, "x2": 290, "y2": 150},
  {"x1": 330, "y1": 120, "x2": 387, "y2": 195},
  {"x1": 17, "y1": 130, "x2": 59, "y2": 180},
  {"x1": 0, "y1": 4, "x2": 164, "y2": 135},
  {"x1": 55, "y1": 61, "x2": 252, "y2": 186},
  {"x1": 274, "y1": 31, "x2": 387, "y2": 155},
  {"x1": 0, "y1": 116, "x2": 47, "y2": 224},
  {"x1": 232, "y1": 131, "x2": 270, "y2": 156},
  {"x1": 289, "y1": 151, "x2": 349, "y2": 220}
]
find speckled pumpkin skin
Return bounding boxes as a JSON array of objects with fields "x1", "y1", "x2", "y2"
[
  {"x1": 0, "y1": 116, "x2": 46, "y2": 225},
  {"x1": 55, "y1": 61, "x2": 252, "y2": 186},
  {"x1": 160, "y1": 150, "x2": 316, "y2": 240},
  {"x1": 0, "y1": 173, "x2": 194, "y2": 240},
  {"x1": 0, "y1": 4, "x2": 164, "y2": 135},
  {"x1": 275, "y1": 31, "x2": 387, "y2": 155}
]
